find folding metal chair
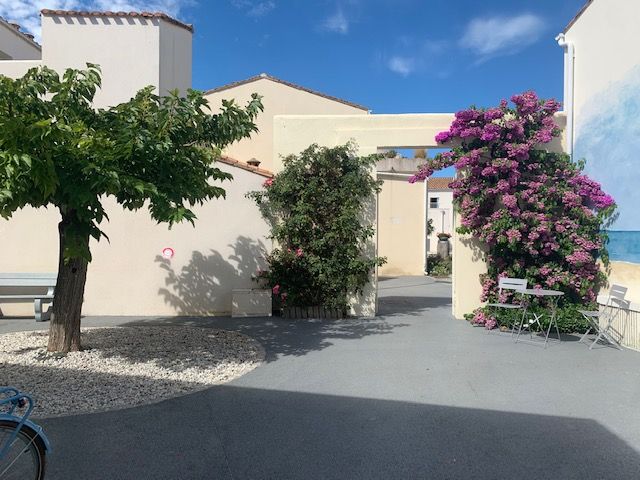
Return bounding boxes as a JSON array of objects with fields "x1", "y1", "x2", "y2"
[
  {"x1": 486, "y1": 277, "x2": 527, "y2": 334},
  {"x1": 579, "y1": 284, "x2": 628, "y2": 350}
]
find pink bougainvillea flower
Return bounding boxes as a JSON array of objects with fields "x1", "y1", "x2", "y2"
[
  {"x1": 295, "y1": 248, "x2": 303, "y2": 257},
  {"x1": 263, "y1": 178, "x2": 274, "y2": 188},
  {"x1": 407, "y1": 90, "x2": 616, "y2": 307},
  {"x1": 272, "y1": 284, "x2": 280, "y2": 295}
]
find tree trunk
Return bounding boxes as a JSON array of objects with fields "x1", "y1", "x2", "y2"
[{"x1": 47, "y1": 214, "x2": 89, "y2": 353}]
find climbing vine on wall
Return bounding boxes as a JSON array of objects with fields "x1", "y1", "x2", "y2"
[
  {"x1": 248, "y1": 143, "x2": 386, "y2": 313},
  {"x1": 410, "y1": 92, "x2": 616, "y2": 322}
]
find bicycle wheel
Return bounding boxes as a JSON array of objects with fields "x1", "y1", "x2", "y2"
[{"x1": 0, "y1": 420, "x2": 46, "y2": 480}]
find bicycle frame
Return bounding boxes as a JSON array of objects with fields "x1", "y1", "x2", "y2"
[{"x1": 0, "y1": 387, "x2": 51, "y2": 460}]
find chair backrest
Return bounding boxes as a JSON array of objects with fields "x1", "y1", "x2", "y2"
[
  {"x1": 607, "y1": 284, "x2": 628, "y2": 307},
  {"x1": 497, "y1": 277, "x2": 527, "y2": 292}
]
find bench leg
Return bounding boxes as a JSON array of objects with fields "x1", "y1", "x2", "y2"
[{"x1": 34, "y1": 299, "x2": 51, "y2": 322}]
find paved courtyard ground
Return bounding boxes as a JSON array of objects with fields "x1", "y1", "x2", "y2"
[{"x1": 2, "y1": 276, "x2": 640, "y2": 479}]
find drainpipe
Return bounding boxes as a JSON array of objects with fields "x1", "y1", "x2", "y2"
[
  {"x1": 424, "y1": 177, "x2": 429, "y2": 275},
  {"x1": 556, "y1": 33, "x2": 575, "y2": 158}
]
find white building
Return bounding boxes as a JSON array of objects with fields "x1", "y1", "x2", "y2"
[
  {"x1": 426, "y1": 178, "x2": 454, "y2": 254},
  {"x1": 0, "y1": 16, "x2": 40, "y2": 61},
  {"x1": 204, "y1": 73, "x2": 369, "y2": 172},
  {"x1": 558, "y1": 0, "x2": 640, "y2": 308},
  {"x1": 0, "y1": 10, "x2": 192, "y2": 107}
]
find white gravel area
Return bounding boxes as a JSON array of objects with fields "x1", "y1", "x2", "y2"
[{"x1": 0, "y1": 326, "x2": 264, "y2": 418}]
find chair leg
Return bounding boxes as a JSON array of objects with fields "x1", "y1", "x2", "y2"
[
  {"x1": 515, "y1": 316, "x2": 526, "y2": 343},
  {"x1": 513, "y1": 308, "x2": 526, "y2": 340},
  {"x1": 590, "y1": 328, "x2": 622, "y2": 350},
  {"x1": 579, "y1": 326, "x2": 592, "y2": 344}
]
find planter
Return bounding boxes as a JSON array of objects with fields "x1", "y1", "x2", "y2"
[
  {"x1": 281, "y1": 306, "x2": 346, "y2": 320},
  {"x1": 437, "y1": 239, "x2": 450, "y2": 259}
]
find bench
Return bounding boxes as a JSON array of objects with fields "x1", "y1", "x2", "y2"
[{"x1": 0, "y1": 273, "x2": 57, "y2": 322}]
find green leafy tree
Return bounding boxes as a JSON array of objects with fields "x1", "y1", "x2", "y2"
[
  {"x1": 248, "y1": 144, "x2": 386, "y2": 314},
  {"x1": 0, "y1": 65, "x2": 262, "y2": 352}
]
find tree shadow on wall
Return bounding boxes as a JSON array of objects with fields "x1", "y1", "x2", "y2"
[
  {"x1": 156, "y1": 236, "x2": 268, "y2": 315},
  {"x1": 458, "y1": 234, "x2": 487, "y2": 263}
]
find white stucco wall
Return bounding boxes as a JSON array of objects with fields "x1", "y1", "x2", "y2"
[
  {"x1": 34, "y1": 13, "x2": 191, "y2": 108},
  {"x1": 274, "y1": 113, "x2": 455, "y2": 316},
  {"x1": 0, "y1": 163, "x2": 270, "y2": 317},
  {"x1": 0, "y1": 19, "x2": 41, "y2": 60},
  {"x1": 378, "y1": 174, "x2": 426, "y2": 276},
  {"x1": 0, "y1": 59, "x2": 41, "y2": 78},
  {"x1": 274, "y1": 113, "x2": 567, "y2": 319},
  {"x1": 40, "y1": 14, "x2": 160, "y2": 108},
  {"x1": 159, "y1": 20, "x2": 192, "y2": 96},
  {"x1": 204, "y1": 77, "x2": 368, "y2": 171}
]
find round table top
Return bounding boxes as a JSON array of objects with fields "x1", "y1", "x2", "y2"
[{"x1": 521, "y1": 288, "x2": 564, "y2": 297}]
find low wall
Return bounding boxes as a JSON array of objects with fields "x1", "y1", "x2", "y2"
[
  {"x1": 0, "y1": 163, "x2": 270, "y2": 318},
  {"x1": 600, "y1": 261, "x2": 640, "y2": 351}
]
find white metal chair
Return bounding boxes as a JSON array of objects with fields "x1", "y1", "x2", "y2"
[
  {"x1": 486, "y1": 277, "x2": 527, "y2": 334},
  {"x1": 579, "y1": 284, "x2": 628, "y2": 350}
]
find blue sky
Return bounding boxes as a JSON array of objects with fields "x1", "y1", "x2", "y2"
[
  {"x1": 187, "y1": 0, "x2": 586, "y2": 114},
  {"x1": 4, "y1": 1, "x2": 585, "y2": 112},
  {"x1": 4, "y1": 0, "x2": 587, "y2": 176}
]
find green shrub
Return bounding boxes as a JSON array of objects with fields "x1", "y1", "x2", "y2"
[
  {"x1": 470, "y1": 303, "x2": 591, "y2": 333},
  {"x1": 427, "y1": 254, "x2": 451, "y2": 277},
  {"x1": 248, "y1": 143, "x2": 386, "y2": 312}
]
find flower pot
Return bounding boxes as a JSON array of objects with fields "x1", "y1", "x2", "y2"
[
  {"x1": 281, "y1": 306, "x2": 346, "y2": 320},
  {"x1": 437, "y1": 239, "x2": 450, "y2": 259}
]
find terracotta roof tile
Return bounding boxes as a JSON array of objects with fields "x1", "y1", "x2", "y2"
[
  {"x1": 563, "y1": 0, "x2": 594, "y2": 33},
  {"x1": 40, "y1": 9, "x2": 193, "y2": 33},
  {"x1": 205, "y1": 73, "x2": 369, "y2": 111},
  {"x1": 0, "y1": 16, "x2": 41, "y2": 48},
  {"x1": 427, "y1": 177, "x2": 454, "y2": 190},
  {"x1": 217, "y1": 156, "x2": 274, "y2": 178}
]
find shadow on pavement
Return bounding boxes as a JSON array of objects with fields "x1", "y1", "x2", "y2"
[
  {"x1": 42, "y1": 385, "x2": 640, "y2": 480},
  {"x1": 123, "y1": 316, "x2": 410, "y2": 363}
]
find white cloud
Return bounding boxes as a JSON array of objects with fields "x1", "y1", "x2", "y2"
[
  {"x1": 322, "y1": 7, "x2": 348, "y2": 34},
  {"x1": 231, "y1": 0, "x2": 275, "y2": 18},
  {"x1": 387, "y1": 56, "x2": 414, "y2": 77},
  {"x1": 382, "y1": 37, "x2": 448, "y2": 77},
  {"x1": 459, "y1": 13, "x2": 545, "y2": 59},
  {"x1": 0, "y1": 0, "x2": 194, "y2": 40}
]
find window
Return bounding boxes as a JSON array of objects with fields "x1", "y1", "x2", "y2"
[{"x1": 429, "y1": 197, "x2": 439, "y2": 209}]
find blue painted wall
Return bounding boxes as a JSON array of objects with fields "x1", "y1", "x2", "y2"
[{"x1": 574, "y1": 65, "x2": 640, "y2": 263}]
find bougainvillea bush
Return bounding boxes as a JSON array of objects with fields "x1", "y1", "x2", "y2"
[
  {"x1": 248, "y1": 144, "x2": 386, "y2": 314},
  {"x1": 410, "y1": 91, "x2": 616, "y2": 331}
]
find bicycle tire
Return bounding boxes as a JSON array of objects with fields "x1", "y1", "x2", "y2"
[{"x1": 0, "y1": 419, "x2": 46, "y2": 480}]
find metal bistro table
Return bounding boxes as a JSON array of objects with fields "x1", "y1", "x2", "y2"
[{"x1": 515, "y1": 289, "x2": 564, "y2": 348}]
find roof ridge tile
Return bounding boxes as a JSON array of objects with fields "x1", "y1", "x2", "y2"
[
  {"x1": 40, "y1": 9, "x2": 193, "y2": 33},
  {"x1": 217, "y1": 156, "x2": 274, "y2": 178},
  {"x1": 204, "y1": 73, "x2": 369, "y2": 111}
]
